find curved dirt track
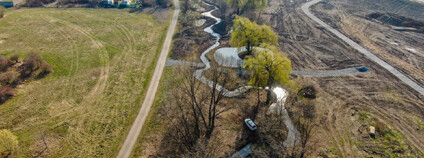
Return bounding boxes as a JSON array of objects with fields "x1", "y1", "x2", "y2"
[
  {"x1": 302, "y1": 0, "x2": 424, "y2": 97},
  {"x1": 116, "y1": 0, "x2": 180, "y2": 157}
]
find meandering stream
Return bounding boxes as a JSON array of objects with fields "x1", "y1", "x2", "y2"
[{"x1": 195, "y1": 2, "x2": 300, "y2": 148}]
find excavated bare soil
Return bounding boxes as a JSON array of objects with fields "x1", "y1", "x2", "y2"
[{"x1": 259, "y1": 0, "x2": 424, "y2": 156}]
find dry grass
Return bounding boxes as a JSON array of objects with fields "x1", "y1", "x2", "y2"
[{"x1": 0, "y1": 8, "x2": 169, "y2": 157}]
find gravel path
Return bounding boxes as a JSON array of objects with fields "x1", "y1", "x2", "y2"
[
  {"x1": 167, "y1": 58, "x2": 369, "y2": 77},
  {"x1": 165, "y1": 58, "x2": 205, "y2": 67},
  {"x1": 116, "y1": 0, "x2": 180, "y2": 157},
  {"x1": 302, "y1": 0, "x2": 424, "y2": 97},
  {"x1": 269, "y1": 87, "x2": 300, "y2": 147}
]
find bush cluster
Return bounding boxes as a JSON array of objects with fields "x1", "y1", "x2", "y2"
[
  {"x1": 19, "y1": 52, "x2": 52, "y2": 79},
  {"x1": 0, "y1": 86, "x2": 14, "y2": 104},
  {"x1": 0, "y1": 72, "x2": 17, "y2": 86},
  {"x1": 0, "y1": 55, "x2": 12, "y2": 72},
  {"x1": 0, "y1": 52, "x2": 52, "y2": 104}
]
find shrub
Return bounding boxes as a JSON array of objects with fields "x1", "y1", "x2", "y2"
[
  {"x1": 57, "y1": 0, "x2": 89, "y2": 5},
  {"x1": 142, "y1": 0, "x2": 155, "y2": 7},
  {"x1": 375, "y1": 119, "x2": 387, "y2": 136},
  {"x1": 23, "y1": 0, "x2": 55, "y2": 7},
  {"x1": 155, "y1": 0, "x2": 171, "y2": 8},
  {"x1": 19, "y1": 52, "x2": 52, "y2": 79},
  {"x1": 0, "y1": 86, "x2": 15, "y2": 104},
  {"x1": 9, "y1": 54, "x2": 19, "y2": 64},
  {"x1": 0, "y1": 72, "x2": 17, "y2": 86},
  {"x1": 298, "y1": 85, "x2": 318, "y2": 99},
  {"x1": 0, "y1": 129, "x2": 18, "y2": 157},
  {"x1": 19, "y1": 56, "x2": 37, "y2": 78},
  {"x1": 0, "y1": 55, "x2": 12, "y2": 72},
  {"x1": 88, "y1": 0, "x2": 101, "y2": 7},
  {"x1": 37, "y1": 62, "x2": 52, "y2": 78}
]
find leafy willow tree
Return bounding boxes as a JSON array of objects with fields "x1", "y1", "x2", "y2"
[
  {"x1": 225, "y1": 0, "x2": 267, "y2": 15},
  {"x1": 230, "y1": 16, "x2": 278, "y2": 55},
  {"x1": 0, "y1": 129, "x2": 18, "y2": 157},
  {"x1": 244, "y1": 44, "x2": 291, "y2": 106}
]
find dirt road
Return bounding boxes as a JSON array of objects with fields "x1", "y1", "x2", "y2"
[
  {"x1": 116, "y1": 0, "x2": 180, "y2": 157},
  {"x1": 302, "y1": 0, "x2": 424, "y2": 97}
]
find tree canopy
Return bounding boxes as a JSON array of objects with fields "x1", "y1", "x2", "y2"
[
  {"x1": 244, "y1": 44, "x2": 291, "y2": 104},
  {"x1": 225, "y1": 0, "x2": 268, "y2": 14},
  {"x1": 230, "y1": 16, "x2": 278, "y2": 55},
  {"x1": 0, "y1": 129, "x2": 18, "y2": 156}
]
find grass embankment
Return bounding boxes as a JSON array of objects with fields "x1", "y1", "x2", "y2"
[{"x1": 0, "y1": 8, "x2": 169, "y2": 157}]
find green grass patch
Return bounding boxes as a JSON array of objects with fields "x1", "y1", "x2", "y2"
[
  {"x1": 358, "y1": 111, "x2": 373, "y2": 122},
  {"x1": 0, "y1": 8, "x2": 169, "y2": 157}
]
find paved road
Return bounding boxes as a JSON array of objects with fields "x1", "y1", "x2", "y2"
[
  {"x1": 116, "y1": 0, "x2": 180, "y2": 157},
  {"x1": 302, "y1": 0, "x2": 424, "y2": 97}
]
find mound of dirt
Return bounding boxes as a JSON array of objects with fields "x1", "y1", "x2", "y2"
[{"x1": 366, "y1": 12, "x2": 424, "y2": 33}]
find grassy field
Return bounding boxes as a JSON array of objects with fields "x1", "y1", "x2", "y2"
[{"x1": 0, "y1": 8, "x2": 169, "y2": 157}]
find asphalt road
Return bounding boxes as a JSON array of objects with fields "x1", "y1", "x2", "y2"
[
  {"x1": 302, "y1": 0, "x2": 424, "y2": 97},
  {"x1": 116, "y1": 0, "x2": 180, "y2": 157}
]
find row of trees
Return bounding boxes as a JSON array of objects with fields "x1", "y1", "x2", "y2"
[{"x1": 225, "y1": 0, "x2": 267, "y2": 15}]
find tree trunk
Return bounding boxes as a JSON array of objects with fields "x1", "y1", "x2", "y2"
[
  {"x1": 266, "y1": 86, "x2": 271, "y2": 105},
  {"x1": 247, "y1": 41, "x2": 251, "y2": 55},
  {"x1": 265, "y1": 82, "x2": 272, "y2": 105},
  {"x1": 253, "y1": 87, "x2": 260, "y2": 121},
  {"x1": 5, "y1": 150, "x2": 12, "y2": 158}
]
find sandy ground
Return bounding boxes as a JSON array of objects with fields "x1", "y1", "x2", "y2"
[{"x1": 259, "y1": 0, "x2": 424, "y2": 156}]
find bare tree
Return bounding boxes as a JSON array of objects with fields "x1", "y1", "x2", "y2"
[
  {"x1": 291, "y1": 100, "x2": 317, "y2": 158},
  {"x1": 252, "y1": 83, "x2": 318, "y2": 158},
  {"x1": 160, "y1": 66, "x2": 233, "y2": 152},
  {"x1": 182, "y1": 0, "x2": 190, "y2": 14}
]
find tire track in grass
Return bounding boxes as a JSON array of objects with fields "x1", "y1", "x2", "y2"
[
  {"x1": 41, "y1": 17, "x2": 83, "y2": 128},
  {"x1": 66, "y1": 11, "x2": 144, "y2": 156},
  {"x1": 91, "y1": 21, "x2": 135, "y2": 146},
  {"x1": 45, "y1": 16, "x2": 111, "y2": 156},
  {"x1": 52, "y1": 18, "x2": 110, "y2": 97},
  {"x1": 42, "y1": 17, "x2": 80, "y2": 99},
  {"x1": 69, "y1": 13, "x2": 146, "y2": 156}
]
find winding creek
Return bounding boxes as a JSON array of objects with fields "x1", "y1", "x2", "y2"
[
  {"x1": 193, "y1": 2, "x2": 221, "y2": 78},
  {"x1": 193, "y1": 2, "x2": 253, "y2": 97},
  {"x1": 195, "y1": 1, "x2": 300, "y2": 149}
]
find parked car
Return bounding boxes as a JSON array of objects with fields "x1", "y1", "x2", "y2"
[{"x1": 244, "y1": 118, "x2": 257, "y2": 131}]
